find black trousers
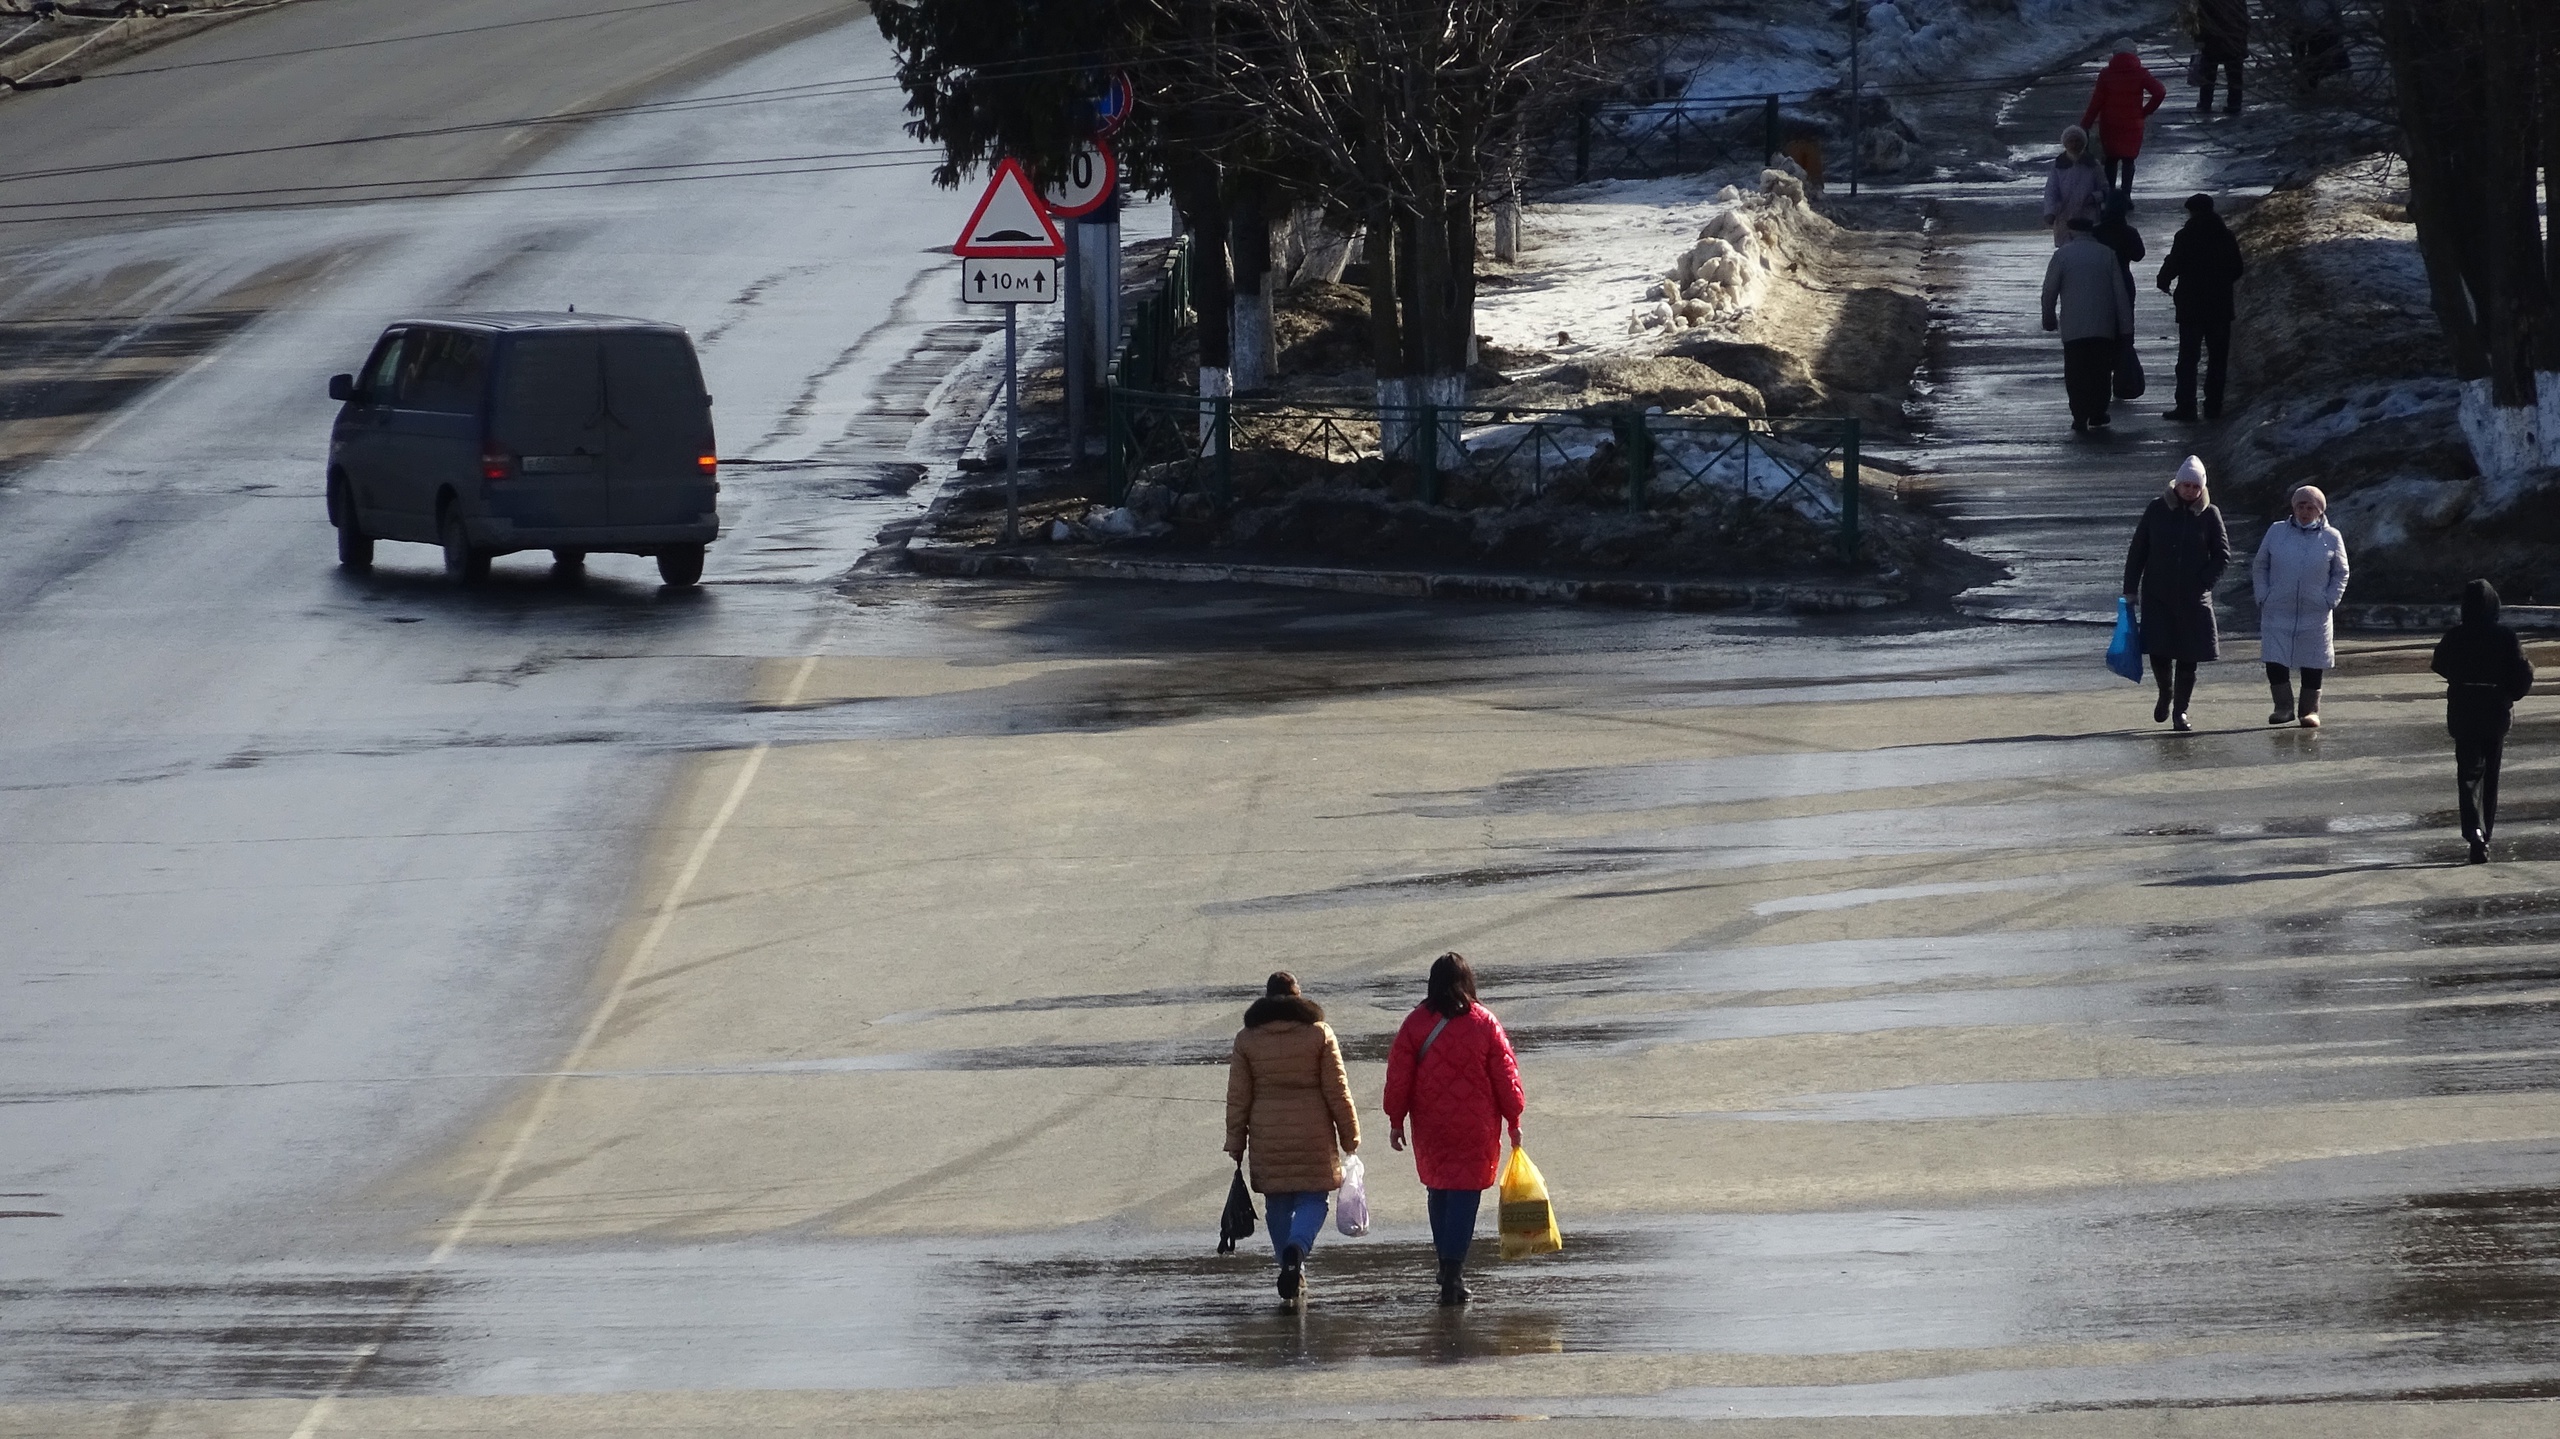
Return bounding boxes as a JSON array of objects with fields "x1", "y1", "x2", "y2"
[
  {"x1": 2064, "y1": 337, "x2": 2117, "y2": 422},
  {"x1": 2103, "y1": 150, "x2": 2137, "y2": 198},
  {"x1": 2175, "y1": 317, "x2": 2232, "y2": 416},
  {"x1": 2452, "y1": 713, "x2": 2511, "y2": 843},
  {"x1": 2266, "y1": 662, "x2": 2323, "y2": 714},
  {"x1": 2153, "y1": 657, "x2": 2198, "y2": 712},
  {"x1": 2197, "y1": 50, "x2": 2243, "y2": 113}
]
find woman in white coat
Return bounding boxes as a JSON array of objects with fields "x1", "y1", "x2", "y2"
[{"x1": 2251, "y1": 484, "x2": 2350, "y2": 727}]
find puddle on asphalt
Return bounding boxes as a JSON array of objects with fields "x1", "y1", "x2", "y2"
[
  {"x1": 11, "y1": 1172, "x2": 2560, "y2": 1405},
  {"x1": 0, "y1": 1275, "x2": 444, "y2": 1397}
]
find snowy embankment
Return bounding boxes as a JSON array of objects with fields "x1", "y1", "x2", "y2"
[{"x1": 2219, "y1": 159, "x2": 2539, "y2": 603}]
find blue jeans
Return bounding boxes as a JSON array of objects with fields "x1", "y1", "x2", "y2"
[
  {"x1": 1265, "y1": 1191, "x2": 1329, "y2": 1260},
  {"x1": 1427, "y1": 1187, "x2": 1482, "y2": 1265}
]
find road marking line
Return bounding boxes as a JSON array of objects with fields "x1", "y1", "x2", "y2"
[{"x1": 284, "y1": 655, "x2": 815, "y2": 1438}]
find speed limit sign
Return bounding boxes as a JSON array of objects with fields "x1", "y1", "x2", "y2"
[{"x1": 1040, "y1": 139, "x2": 1117, "y2": 218}]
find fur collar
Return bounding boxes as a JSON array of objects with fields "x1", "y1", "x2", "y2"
[{"x1": 1244, "y1": 994, "x2": 1326, "y2": 1028}]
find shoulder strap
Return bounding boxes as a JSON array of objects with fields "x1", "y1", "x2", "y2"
[{"x1": 1418, "y1": 1015, "x2": 1452, "y2": 1065}]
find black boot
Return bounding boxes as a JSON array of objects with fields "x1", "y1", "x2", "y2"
[
  {"x1": 1437, "y1": 1256, "x2": 1472, "y2": 1306},
  {"x1": 2267, "y1": 666, "x2": 2295, "y2": 726},
  {"x1": 1279, "y1": 1244, "x2": 1303, "y2": 1306}
]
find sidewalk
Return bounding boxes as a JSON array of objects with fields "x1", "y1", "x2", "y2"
[{"x1": 1915, "y1": 42, "x2": 2241, "y2": 624}]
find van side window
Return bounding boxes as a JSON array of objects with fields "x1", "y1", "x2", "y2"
[
  {"x1": 402, "y1": 330, "x2": 490, "y2": 414},
  {"x1": 360, "y1": 330, "x2": 410, "y2": 402}
]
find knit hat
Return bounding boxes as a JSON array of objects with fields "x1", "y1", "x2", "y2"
[
  {"x1": 2068, "y1": 215, "x2": 2097, "y2": 231},
  {"x1": 2112, "y1": 37, "x2": 2137, "y2": 55},
  {"x1": 2175, "y1": 456, "x2": 2208, "y2": 488},
  {"x1": 2291, "y1": 484, "x2": 2328, "y2": 516},
  {"x1": 2185, "y1": 193, "x2": 2217, "y2": 215}
]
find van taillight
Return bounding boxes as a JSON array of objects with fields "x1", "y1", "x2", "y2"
[
  {"x1": 696, "y1": 453, "x2": 718, "y2": 477},
  {"x1": 482, "y1": 446, "x2": 515, "y2": 481}
]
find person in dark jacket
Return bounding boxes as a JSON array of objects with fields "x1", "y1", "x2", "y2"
[
  {"x1": 2157, "y1": 194, "x2": 2246, "y2": 421},
  {"x1": 2093, "y1": 191, "x2": 2146, "y2": 305},
  {"x1": 2195, "y1": 0, "x2": 2249, "y2": 114},
  {"x1": 2430, "y1": 580, "x2": 2535, "y2": 863},
  {"x1": 2124, "y1": 455, "x2": 2230, "y2": 730}
]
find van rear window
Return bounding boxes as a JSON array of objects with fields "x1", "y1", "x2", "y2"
[
  {"x1": 601, "y1": 334, "x2": 708, "y2": 440},
  {"x1": 493, "y1": 331, "x2": 704, "y2": 451},
  {"x1": 493, "y1": 336, "x2": 604, "y2": 452}
]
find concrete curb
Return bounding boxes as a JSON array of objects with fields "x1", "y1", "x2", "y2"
[
  {"x1": 904, "y1": 545, "x2": 1908, "y2": 614},
  {"x1": 2343, "y1": 604, "x2": 2560, "y2": 633}
]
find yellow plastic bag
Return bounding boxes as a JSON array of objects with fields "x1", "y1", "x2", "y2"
[{"x1": 1497, "y1": 1144, "x2": 1562, "y2": 1259}]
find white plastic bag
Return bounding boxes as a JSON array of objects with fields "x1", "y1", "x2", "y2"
[{"x1": 1334, "y1": 1154, "x2": 1370, "y2": 1237}]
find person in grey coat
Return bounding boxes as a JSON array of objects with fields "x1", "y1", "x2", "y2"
[
  {"x1": 2250, "y1": 484, "x2": 2349, "y2": 727},
  {"x1": 2041, "y1": 127, "x2": 2105, "y2": 246},
  {"x1": 2044, "y1": 217, "x2": 2136, "y2": 432}
]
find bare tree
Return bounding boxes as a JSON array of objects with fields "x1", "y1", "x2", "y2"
[
  {"x1": 2376, "y1": 0, "x2": 2559, "y2": 492},
  {"x1": 1155, "y1": 0, "x2": 1629, "y2": 428}
]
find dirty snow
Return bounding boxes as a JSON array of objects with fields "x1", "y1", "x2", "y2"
[
  {"x1": 1674, "y1": 0, "x2": 2166, "y2": 101},
  {"x1": 1474, "y1": 174, "x2": 1763, "y2": 357}
]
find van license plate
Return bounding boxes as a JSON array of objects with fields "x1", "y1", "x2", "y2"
[{"x1": 521, "y1": 454, "x2": 595, "y2": 474}]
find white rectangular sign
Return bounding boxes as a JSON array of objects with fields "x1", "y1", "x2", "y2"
[{"x1": 962, "y1": 258, "x2": 1058, "y2": 306}]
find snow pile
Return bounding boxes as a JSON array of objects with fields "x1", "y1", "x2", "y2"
[{"x1": 1630, "y1": 168, "x2": 1831, "y2": 335}]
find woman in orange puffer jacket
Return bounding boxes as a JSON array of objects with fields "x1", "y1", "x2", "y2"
[{"x1": 1225, "y1": 971, "x2": 1360, "y2": 1309}]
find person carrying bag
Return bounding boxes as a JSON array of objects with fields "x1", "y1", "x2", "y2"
[{"x1": 1382, "y1": 952, "x2": 1527, "y2": 1306}]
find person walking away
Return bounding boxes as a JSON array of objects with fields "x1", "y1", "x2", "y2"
[
  {"x1": 2081, "y1": 40, "x2": 2166, "y2": 201},
  {"x1": 2044, "y1": 216, "x2": 2135, "y2": 433},
  {"x1": 2124, "y1": 456, "x2": 2230, "y2": 730},
  {"x1": 2195, "y1": 0, "x2": 2249, "y2": 114},
  {"x1": 2042, "y1": 126, "x2": 2106, "y2": 247},
  {"x1": 1224, "y1": 971, "x2": 1360, "y2": 1310},
  {"x1": 2093, "y1": 191, "x2": 2146, "y2": 300},
  {"x1": 2251, "y1": 484, "x2": 2349, "y2": 727},
  {"x1": 1381, "y1": 952, "x2": 1524, "y2": 1306},
  {"x1": 2158, "y1": 193, "x2": 2246, "y2": 421},
  {"x1": 2431, "y1": 580, "x2": 2535, "y2": 863}
]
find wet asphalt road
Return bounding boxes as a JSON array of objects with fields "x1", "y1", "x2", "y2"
[{"x1": 8, "y1": 13, "x2": 2560, "y2": 1437}]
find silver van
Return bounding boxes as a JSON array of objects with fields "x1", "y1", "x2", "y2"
[{"x1": 325, "y1": 313, "x2": 720, "y2": 586}]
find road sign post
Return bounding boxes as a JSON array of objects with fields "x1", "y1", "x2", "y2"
[{"x1": 954, "y1": 160, "x2": 1067, "y2": 546}]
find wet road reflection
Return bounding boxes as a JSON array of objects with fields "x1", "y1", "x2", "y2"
[{"x1": 12, "y1": 1158, "x2": 2559, "y2": 1410}]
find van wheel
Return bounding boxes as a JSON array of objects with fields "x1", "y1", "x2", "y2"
[
  {"x1": 330, "y1": 477, "x2": 372, "y2": 571},
  {"x1": 657, "y1": 544, "x2": 704, "y2": 587},
  {"x1": 440, "y1": 505, "x2": 489, "y2": 583}
]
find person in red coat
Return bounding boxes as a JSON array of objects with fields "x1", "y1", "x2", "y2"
[
  {"x1": 2079, "y1": 40, "x2": 2166, "y2": 202},
  {"x1": 1382, "y1": 952, "x2": 1526, "y2": 1306}
]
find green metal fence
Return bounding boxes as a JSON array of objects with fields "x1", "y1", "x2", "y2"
[
  {"x1": 1108, "y1": 237, "x2": 1193, "y2": 393},
  {"x1": 1104, "y1": 389, "x2": 1862, "y2": 560}
]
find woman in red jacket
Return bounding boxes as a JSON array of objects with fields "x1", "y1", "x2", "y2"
[
  {"x1": 1381, "y1": 952, "x2": 1526, "y2": 1305},
  {"x1": 2079, "y1": 40, "x2": 2166, "y2": 201}
]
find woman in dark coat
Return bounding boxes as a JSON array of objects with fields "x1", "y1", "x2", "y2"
[
  {"x1": 2123, "y1": 455, "x2": 2230, "y2": 730},
  {"x1": 2430, "y1": 579, "x2": 2534, "y2": 863}
]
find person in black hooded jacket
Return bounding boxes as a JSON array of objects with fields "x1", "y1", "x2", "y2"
[{"x1": 2430, "y1": 579, "x2": 2534, "y2": 863}]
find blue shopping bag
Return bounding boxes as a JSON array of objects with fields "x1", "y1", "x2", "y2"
[{"x1": 2106, "y1": 597, "x2": 2144, "y2": 682}]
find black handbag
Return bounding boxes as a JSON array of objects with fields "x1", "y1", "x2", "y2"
[
  {"x1": 2114, "y1": 334, "x2": 2148, "y2": 400},
  {"x1": 1217, "y1": 1161, "x2": 1257, "y2": 1253}
]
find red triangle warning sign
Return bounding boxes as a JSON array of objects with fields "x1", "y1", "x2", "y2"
[{"x1": 954, "y1": 158, "x2": 1066, "y2": 258}]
